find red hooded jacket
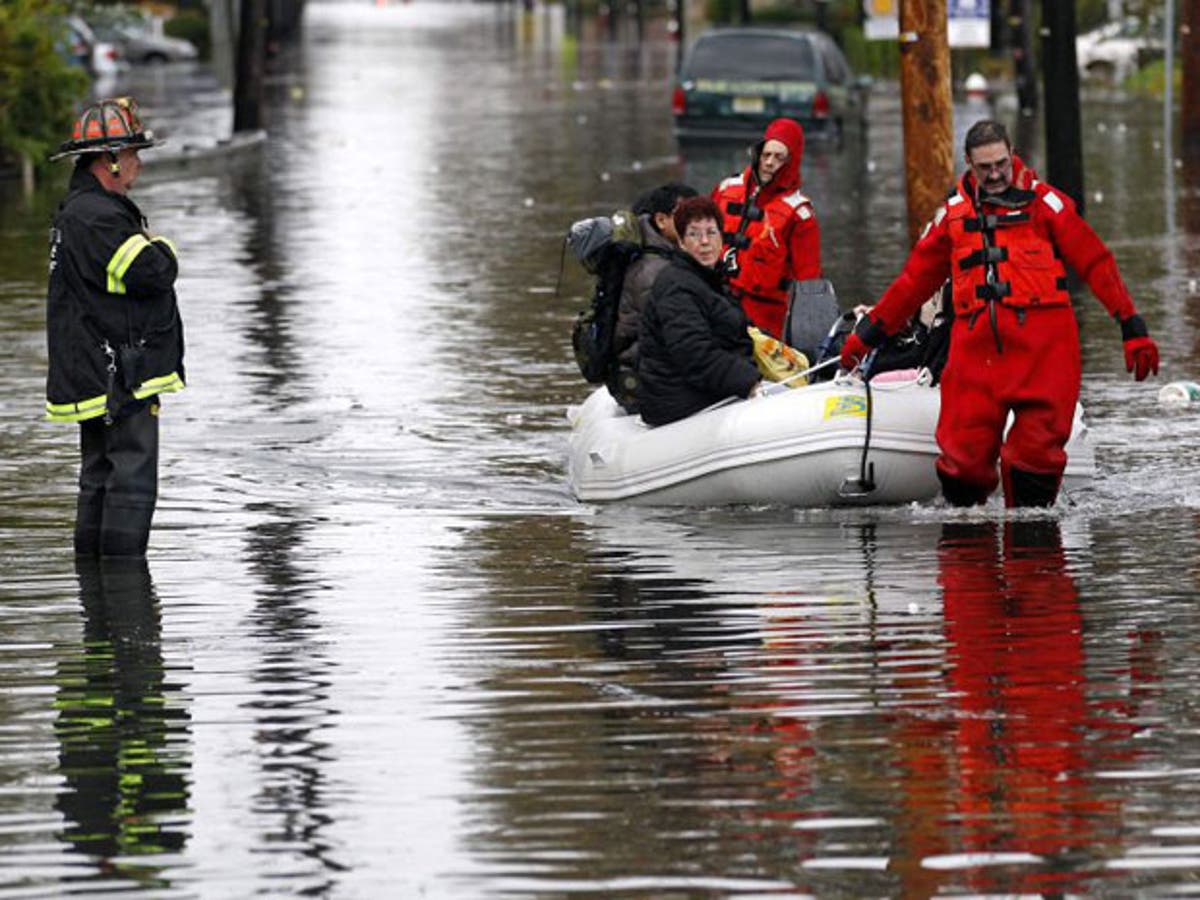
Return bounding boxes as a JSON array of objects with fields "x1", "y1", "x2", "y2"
[{"x1": 712, "y1": 118, "x2": 822, "y2": 338}]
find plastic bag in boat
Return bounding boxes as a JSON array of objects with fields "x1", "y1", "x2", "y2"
[{"x1": 749, "y1": 327, "x2": 810, "y2": 387}]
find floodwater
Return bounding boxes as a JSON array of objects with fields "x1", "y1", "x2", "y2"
[{"x1": 3, "y1": 3, "x2": 1200, "y2": 895}]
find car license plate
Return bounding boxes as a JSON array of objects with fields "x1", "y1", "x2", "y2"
[{"x1": 732, "y1": 96, "x2": 765, "y2": 113}]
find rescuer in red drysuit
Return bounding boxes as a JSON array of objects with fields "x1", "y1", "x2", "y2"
[
  {"x1": 712, "y1": 117, "x2": 821, "y2": 339},
  {"x1": 841, "y1": 120, "x2": 1159, "y2": 507}
]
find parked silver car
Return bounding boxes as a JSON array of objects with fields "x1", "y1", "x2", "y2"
[
  {"x1": 114, "y1": 23, "x2": 198, "y2": 64},
  {"x1": 86, "y1": 12, "x2": 199, "y2": 66},
  {"x1": 1076, "y1": 17, "x2": 1163, "y2": 82}
]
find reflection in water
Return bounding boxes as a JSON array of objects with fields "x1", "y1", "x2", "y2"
[
  {"x1": 55, "y1": 559, "x2": 191, "y2": 882},
  {"x1": 228, "y1": 162, "x2": 308, "y2": 402},
  {"x1": 242, "y1": 504, "x2": 344, "y2": 885},
  {"x1": 896, "y1": 520, "x2": 1110, "y2": 895},
  {"x1": 453, "y1": 513, "x2": 942, "y2": 893},
  {"x1": 452, "y1": 511, "x2": 1188, "y2": 894}
]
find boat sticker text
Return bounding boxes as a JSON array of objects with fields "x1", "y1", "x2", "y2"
[{"x1": 824, "y1": 395, "x2": 867, "y2": 419}]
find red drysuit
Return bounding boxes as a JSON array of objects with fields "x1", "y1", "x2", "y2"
[
  {"x1": 859, "y1": 158, "x2": 1145, "y2": 504},
  {"x1": 712, "y1": 118, "x2": 822, "y2": 339}
]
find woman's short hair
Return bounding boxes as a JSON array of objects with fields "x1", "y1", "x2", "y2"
[{"x1": 673, "y1": 196, "x2": 723, "y2": 239}]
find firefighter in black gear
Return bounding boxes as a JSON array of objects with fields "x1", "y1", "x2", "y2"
[{"x1": 46, "y1": 97, "x2": 185, "y2": 557}]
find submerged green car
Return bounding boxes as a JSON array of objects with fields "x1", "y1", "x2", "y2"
[{"x1": 672, "y1": 28, "x2": 871, "y2": 144}]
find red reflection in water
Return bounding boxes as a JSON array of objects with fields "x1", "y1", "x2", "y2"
[{"x1": 904, "y1": 520, "x2": 1111, "y2": 894}]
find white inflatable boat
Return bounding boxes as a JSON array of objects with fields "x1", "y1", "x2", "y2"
[{"x1": 566, "y1": 371, "x2": 1095, "y2": 507}]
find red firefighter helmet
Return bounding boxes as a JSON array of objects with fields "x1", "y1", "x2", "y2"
[{"x1": 51, "y1": 96, "x2": 164, "y2": 161}]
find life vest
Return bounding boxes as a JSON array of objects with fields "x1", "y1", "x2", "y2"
[
  {"x1": 944, "y1": 181, "x2": 1071, "y2": 318},
  {"x1": 715, "y1": 170, "x2": 814, "y2": 304}
]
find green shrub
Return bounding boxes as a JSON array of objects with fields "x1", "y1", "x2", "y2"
[
  {"x1": 704, "y1": 0, "x2": 739, "y2": 24},
  {"x1": 0, "y1": 0, "x2": 88, "y2": 178},
  {"x1": 165, "y1": 7, "x2": 210, "y2": 60},
  {"x1": 1125, "y1": 58, "x2": 1180, "y2": 97},
  {"x1": 840, "y1": 23, "x2": 899, "y2": 80},
  {"x1": 752, "y1": 5, "x2": 806, "y2": 24}
]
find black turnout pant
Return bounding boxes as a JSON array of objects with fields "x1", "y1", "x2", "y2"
[{"x1": 75, "y1": 403, "x2": 159, "y2": 557}]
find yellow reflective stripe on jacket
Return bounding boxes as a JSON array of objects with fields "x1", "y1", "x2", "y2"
[
  {"x1": 132, "y1": 371, "x2": 185, "y2": 399},
  {"x1": 151, "y1": 236, "x2": 177, "y2": 259},
  {"x1": 106, "y1": 234, "x2": 151, "y2": 294},
  {"x1": 46, "y1": 394, "x2": 108, "y2": 423}
]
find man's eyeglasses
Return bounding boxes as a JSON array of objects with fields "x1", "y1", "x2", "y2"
[
  {"x1": 684, "y1": 227, "x2": 721, "y2": 243},
  {"x1": 971, "y1": 157, "x2": 1011, "y2": 174}
]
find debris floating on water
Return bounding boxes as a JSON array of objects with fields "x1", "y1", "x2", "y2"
[{"x1": 1158, "y1": 381, "x2": 1200, "y2": 408}]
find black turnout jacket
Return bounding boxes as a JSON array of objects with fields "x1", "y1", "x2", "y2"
[{"x1": 45, "y1": 168, "x2": 185, "y2": 422}]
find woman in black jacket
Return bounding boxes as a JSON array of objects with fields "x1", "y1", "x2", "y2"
[{"x1": 637, "y1": 196, "x2": 762, "y2": 426}]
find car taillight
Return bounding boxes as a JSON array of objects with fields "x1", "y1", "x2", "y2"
[
  {"x1": 813, "y1": 90, "x2": 830, "y2": 118},
  {"x1": 672, "y1": 85, "x2": 686, "y2": 116}
]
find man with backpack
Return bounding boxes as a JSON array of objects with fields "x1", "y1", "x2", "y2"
[{"x1": 610, "y1": 183, "x2": 697, "y2": 413}]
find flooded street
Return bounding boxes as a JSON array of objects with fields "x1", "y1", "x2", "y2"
[{"x1": 4, "y1": 2, "x2": 1200, "y2": 894}]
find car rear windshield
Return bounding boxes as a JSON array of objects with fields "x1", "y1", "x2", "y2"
[{"x1": 686, "y1": 34, "x2": 816, "y2": 81}]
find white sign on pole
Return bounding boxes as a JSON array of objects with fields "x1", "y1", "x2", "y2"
[{"x1": 864, "y1": 0, "x2": 991, "y2": 47}]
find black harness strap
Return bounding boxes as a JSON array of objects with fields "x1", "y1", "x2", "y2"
[
  {"x1": 960, "y1": 246, "x2": 1008, "y2": 269},
  {"x1": 975, "y1": 282, "x2": 1012, "y2": 301},
  {"x1": 971, "y1": 194, "x2": 1007, "y2": 353},
  {"x1": 963, "y1": 211, "x2": 1030, "y2": 232},
  {"x1": 725, "y1": 201, "x2": 764, "y2": 220},
  {"x1": 722, "y1": 181, "x2": 762, "y2": 269}
]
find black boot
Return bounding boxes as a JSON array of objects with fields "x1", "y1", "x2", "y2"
[
  {"x1": 98, "y1": 406, "x2": 159, "y2": 558},
  {"x1": 938, "y1": 471, "x2": 990, "y2": 507},
  {"x1": 75, "y1": 420, "x2": 110, "y2": 556},
  {"x1": 100, "y1": 501, "x2": 156, "y2": 558},
  {"x1": 74, "y1": 495, "x2": 104, "y2": 556},
  {"x1": 1006, "y1": 466, "x2": 1060, "y2": 508}
]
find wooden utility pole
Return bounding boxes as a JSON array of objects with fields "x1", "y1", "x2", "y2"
[
  {"x1": 1039, "y1": 0, "x2": 1084, "y2": 212},
  {"x1": 897, "y1": 0, "x2": 954, "y2": 246},
  {"x1": 1184, "y1": 0, "x2": 1200, "y2": 156},
  {"x1": 233, "y1": 0, "x2": 267, "y2": 133}
]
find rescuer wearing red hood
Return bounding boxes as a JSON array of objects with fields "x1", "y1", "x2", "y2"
[
  {"x1": 841, "y1": 120, "x2": 1159, "y2": 508},
  {"x1": 712, "y1": 117, "x2": 822, "y2": 339}
]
